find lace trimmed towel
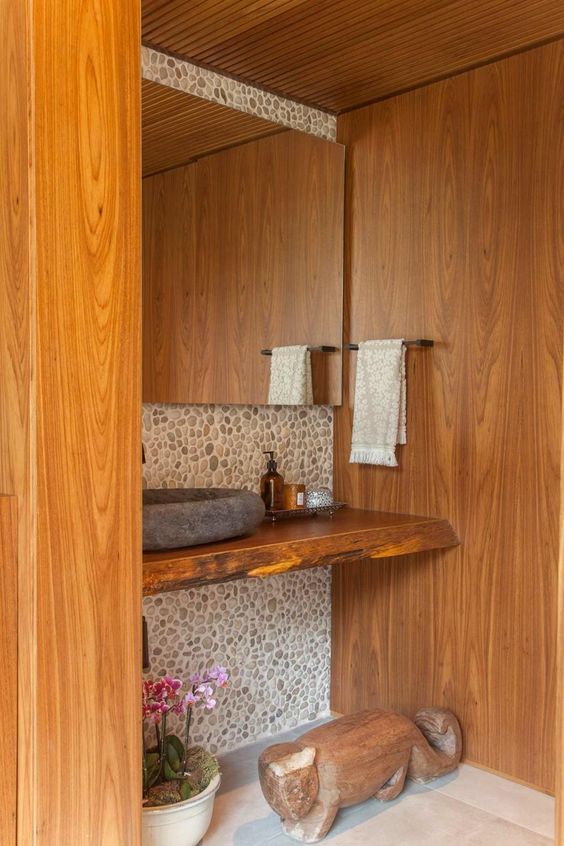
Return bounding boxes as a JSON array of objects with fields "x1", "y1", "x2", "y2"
[
  {"x1": 349, "y1": 339, "x2": 406, "y2": 466},
  {"x1": 267, "y1": 345, "x2": 313, "y2": 405}
]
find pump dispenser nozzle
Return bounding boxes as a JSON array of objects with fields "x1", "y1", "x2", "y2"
[{"x1": 263, "y1": 450, "x2": 277, "y2": 473}]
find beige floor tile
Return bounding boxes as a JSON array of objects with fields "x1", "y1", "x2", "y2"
[
  {"x1": 203, "y1": 720, "x2": 554, "y2": 846},
  {"x1": 205, "y1": 783, "x2": 280, "y2": 846},
  {"x1": 427, "y1": 764, "x2": 554, "y2": 839},
  {"x1": 267, "y1": 789, "x2": 553, "y2": 846}
]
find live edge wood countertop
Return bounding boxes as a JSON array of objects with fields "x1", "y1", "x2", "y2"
[{"x1": 143, "y1": 507, "x2": 459, "y2": 595}]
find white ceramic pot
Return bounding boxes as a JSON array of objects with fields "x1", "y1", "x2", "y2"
[{"x1": 142, "y1": 775, "x2": 221, "y2": 846}]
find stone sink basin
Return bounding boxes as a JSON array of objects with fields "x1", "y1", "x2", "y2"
[{"x1": 142, "y1": 488, "x2": 266, "y2": 552}]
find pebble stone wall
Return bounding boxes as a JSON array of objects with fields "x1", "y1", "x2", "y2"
[{"x1": 142, "y1": 404, "x2": 333, "y2": 753}]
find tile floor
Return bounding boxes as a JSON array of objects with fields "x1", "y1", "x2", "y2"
[{"x1": 205, "y1": 721, "x2": 555, "y2": 846}]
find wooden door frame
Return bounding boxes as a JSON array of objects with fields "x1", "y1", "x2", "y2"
[
  {"x1": 0, "y1": 498, "x2": 17, "y2": 842},
  {"x1": 557, "y1": 356, "x2": 564, "y2": 842}
]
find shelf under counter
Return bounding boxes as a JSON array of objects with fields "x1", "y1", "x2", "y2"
[{"x1": 143, "y1": 507, "x2": 459, "y2": 595}]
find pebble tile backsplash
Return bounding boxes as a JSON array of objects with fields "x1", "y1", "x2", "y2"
[{"x1": 142, "y1": 402, "x2": 333, "y2": 753}]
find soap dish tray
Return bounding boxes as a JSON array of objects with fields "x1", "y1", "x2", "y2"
[{"x1": 265, "y1": 502, "x2": 346, "y2": 522}]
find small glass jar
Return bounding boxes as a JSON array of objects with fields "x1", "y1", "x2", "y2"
[{"x1": 282, "y1": 483, "x2": 306, "y2": 510}]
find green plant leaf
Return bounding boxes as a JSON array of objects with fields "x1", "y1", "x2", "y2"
[
  {"x1": 166, "y1": 734, "x2": 184, "y2": 763},
  {"x1": 145, "y1": 752, "x2": 161, "y2": 789},
  {"x1": 167, "y1": 750, "x2": 181, "y2": 774},
  {"x1": 166, "y1": 746, "x2": 180, "y2": 772},
  {"x1": 163, "y1": 759, "x2": 180, "y2": 781},
  {"x1": 180, "y1": 780, "x2": 193, "y2": 801},
  {"x1": 145, "y1": 752, "x2": 159, "y2": 779}
]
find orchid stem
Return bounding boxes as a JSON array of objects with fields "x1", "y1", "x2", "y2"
[
  {"x1": 157, "y1": 714, "x2": 167, "y2": 783},
  {"x1": 142, "y1": 729, "x2": 148, "y2": 798},
  {"x1": 182, "y1": 703, "x2": 193, "y2": 774}
]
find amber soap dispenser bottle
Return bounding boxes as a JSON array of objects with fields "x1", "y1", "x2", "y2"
[{"x1": 260, "y1": 451, "x2": 284, "y2": 510}]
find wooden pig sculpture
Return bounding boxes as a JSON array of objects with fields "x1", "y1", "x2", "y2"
[{"x1": 259, "y1": 708, "x2": 462, "y2": 843}]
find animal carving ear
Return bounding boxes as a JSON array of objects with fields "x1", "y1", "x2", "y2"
[{"x1": 268, "y1": 746, "x2": 316, "y2": 777}]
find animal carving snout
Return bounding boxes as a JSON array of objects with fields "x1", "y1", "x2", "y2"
[{"x1": 258, "y1": 743, "x2": 319, "y2": 822}]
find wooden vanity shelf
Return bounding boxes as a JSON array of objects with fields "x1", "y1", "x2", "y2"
[{"x1": 143, "y1": 508, "x2": 459, "y2": 595}]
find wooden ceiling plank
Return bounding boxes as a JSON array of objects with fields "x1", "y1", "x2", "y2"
[
  {"x1": 141, "y1": 79, "x2": 283, "y2": 176},
  {"x1": 269, "y1": 11, "x2": 562, "y2": 94},
  {"x1": 144, "y1": 0, "x2": 290, "y2": 30},
  {"x1": 146, "y1": 112, "x2": 276, "y2": 137},
  {"x1": 143, "y1": 0, "x2": 308, "y2": 49},
  {"x1": 217, "y1": 15, "x2": 562, "y2": 108},
  {"x1": 141, "y1": 0, "x2": 564, "y2": 111},
  {"x1": 197, "y1": 0, "x2": 311, "y2": 43},
  {"x1": 176, "y1": 0, "x2": 442, "y2": 69},
  {"x1": 199, "y1": 0, "x2": 560, "y2": 84},
  {"x1": 143, "y1": 0, "x2": 241, "y2": 30},
  {"x1": 158, "y1": 0, "x2": 392, "y2": 67},
  {"x1": 143, "y1": 130, "x2": 285, "y2": 177}
]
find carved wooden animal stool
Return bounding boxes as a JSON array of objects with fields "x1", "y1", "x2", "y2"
[{"x1": 258, "y1": 708, "x2": 462, "y2": 843}]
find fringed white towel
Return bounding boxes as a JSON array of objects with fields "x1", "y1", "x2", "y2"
[
  {"x1": 349, "y1": 339, "x2": 406, "y2": 466},
  {"x1": 268, "y1": 345, "x2": 313, "y2": 406}
]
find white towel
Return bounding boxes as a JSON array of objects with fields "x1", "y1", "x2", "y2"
[
  {"x1": 349, "y1": 339, "x2": 406, "y2": 466},
  {"x1": 268, "y1": 345, "x2": 313, "y2": 405}
]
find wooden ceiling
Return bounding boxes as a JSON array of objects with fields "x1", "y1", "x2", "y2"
[
  {"x1": 142, "y1": 79, "x2": 283, "y2": 176},
  {"x1": 142, "y1": 0, "x2": 564, "y2": 113}
]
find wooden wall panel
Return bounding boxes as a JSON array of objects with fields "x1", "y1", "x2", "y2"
[
  {"x1": 142, "y1": 0, "x2": 564, "y2": 112},
  {"x1": 558, "y1": 333, "x2": 564, "y2": 837},
  {"x1": 143, "y1": 130, "x2": 344, "y2": 406},
  {"x1": 0, "y1": 0, "x2": 34, "y2": 840},
  {"x1": 0, "y1": 498, "x2": 17, "y2": 844},
  {"x1": 332, "y1": 42, "x2": 563, "y2": 791},
  {"x1": 32, "y1": 1, "x2": 142, "y2": 842},
  {"x1": 0, "y1": 0, "x2": 141, "y2": 842}
]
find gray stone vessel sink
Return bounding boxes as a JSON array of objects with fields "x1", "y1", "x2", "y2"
[{"x1": 142, "y1": 488, "x2": 266, "y2": 552}]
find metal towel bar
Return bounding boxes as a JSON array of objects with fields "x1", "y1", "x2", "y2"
[
  {"x1": 345, "y1": 339, "x2": 433, "y2": 349},
  {"x1": 261, "y1": 345, "x2": 338, "y2": 356}
]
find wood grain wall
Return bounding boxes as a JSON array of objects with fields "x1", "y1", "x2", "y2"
[
  {"x1": 332, "y1": 41, "x2": 563, "y2": 792},
  {"x1": 0, "y1": 498, "x2": 17, "y2": 844},
  {"x1": 143, "y1": 130, "x2": 344, "y2": 406},
  {"x1": 33, "y1": 1, "x2": 142, "y2": 841},
  {"x1": 558, "y1": 332, "x2": 564, "y2": 834},
  {"x1": 0, "y1": 0, "x2": 33, "y2": 840},
  {"x1": 0, "y1": 0, "x2": 142, "y2": 842}
]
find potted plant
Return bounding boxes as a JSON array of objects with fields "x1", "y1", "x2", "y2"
[{"x1": 142, "y1": 666, "x2": 229, "y2": 846}]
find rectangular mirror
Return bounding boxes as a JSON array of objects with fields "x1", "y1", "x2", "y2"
[{"x1": 142, "y1": 81, "x2": 344, "y2": 406}]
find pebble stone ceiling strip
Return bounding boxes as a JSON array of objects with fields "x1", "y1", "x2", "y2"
[{"x1": 141, "y1": 45, "x2": 337, "y2": 141}]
